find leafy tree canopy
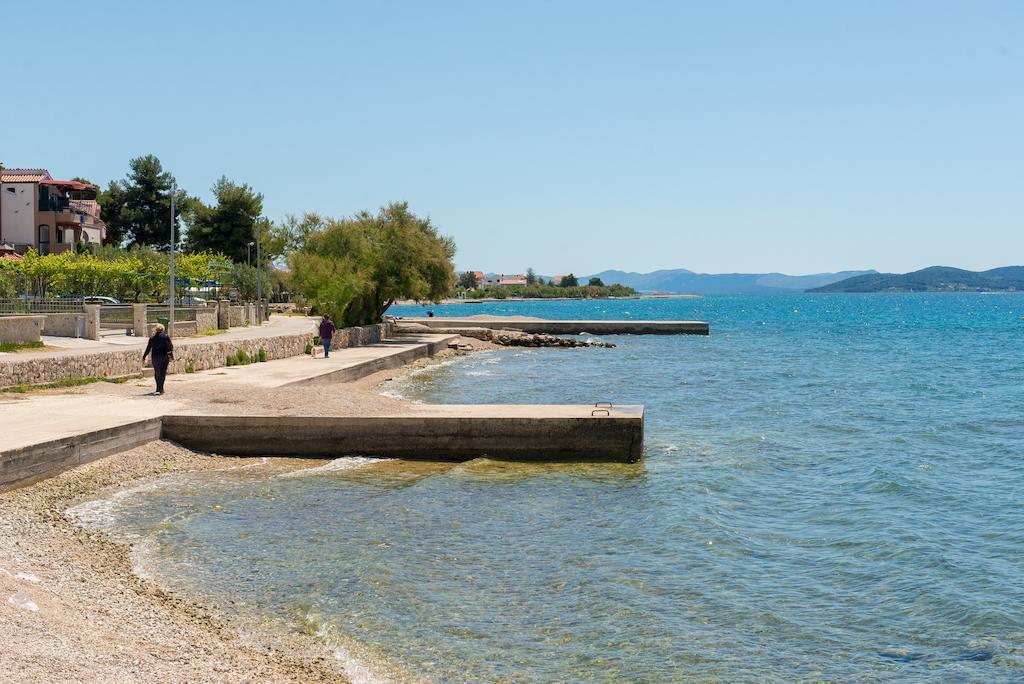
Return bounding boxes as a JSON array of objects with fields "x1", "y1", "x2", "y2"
[
  {"x1": 526, "y1": 267, "x2": 537, "y2": 285},
  {"x1": 588, "y1": 276, "x2": 604, "y2": 287},
  {"x1": 458, "y1": 271, "x2": 480, "y2": 289},
  {"x1": 289, "y1": 202, "x2": 456, "y2": 326},
  {"x1": 560, "y1": 273, "x2": 579, "y2": 287}
]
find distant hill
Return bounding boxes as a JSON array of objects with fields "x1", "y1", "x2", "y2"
[
  {"x1": 584, "y1": 269, "x2": 875, "y2": 295},
  {"x1": 808, "y1": 266, "x2": 1024, "y2": 293}
]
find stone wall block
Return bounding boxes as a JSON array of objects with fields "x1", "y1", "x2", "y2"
[
  {"x1": 132, "y1": 304, "x2": 147, "y2": 337},
  {"x1": 83, "y1": 305, "x2": 100, "y2": 341}
]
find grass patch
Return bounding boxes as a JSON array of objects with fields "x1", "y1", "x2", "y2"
[
  {"x1": 0, "y1": 340, "x2": 45, "y2": 353},
  {"x1": 0, "y1": 374, "x2": 138, "y2": 394},
  {"x1": 200, "y1": 328, "x2": 226, "y2": 336}
]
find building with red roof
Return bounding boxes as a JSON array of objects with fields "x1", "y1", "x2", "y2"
[{"x1": 0, "y1": 162, "x2": 106, "y2": 255}]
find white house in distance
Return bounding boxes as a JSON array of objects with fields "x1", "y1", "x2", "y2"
[
  {"x1": 0, "y1": 164, "x2": 105, "y2": 255},
  {"x1": 479, "y1": 273, "x2": 528, "y2": 287}
]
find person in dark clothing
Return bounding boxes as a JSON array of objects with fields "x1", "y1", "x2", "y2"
[
  {"x1": 318, "y1": 315, "x2": 336, "y2": 358},
  {"x1": 142, "y1": 324, "x2": 174, "y2": 395}
]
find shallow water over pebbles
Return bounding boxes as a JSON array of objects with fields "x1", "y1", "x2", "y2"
[{"x1": 76, "y1": 294, "x2": 1024, "y2": 681}]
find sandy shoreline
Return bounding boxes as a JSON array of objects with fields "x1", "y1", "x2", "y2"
[{"x1": 0, "y1": 344, "x2": 482, "y2": 683}]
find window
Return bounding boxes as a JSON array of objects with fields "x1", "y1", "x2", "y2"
[{"x1": 38, "y1": 225, "x2": 50, "y2": 255}]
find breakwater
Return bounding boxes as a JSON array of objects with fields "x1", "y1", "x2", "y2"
[{"x1": 402, "y1": 317, "x2": 709, "y2": 335}]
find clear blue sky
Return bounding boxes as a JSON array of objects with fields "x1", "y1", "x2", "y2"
[{"x1": 2, "y1": 1, "x2": 1021, "y2": 275}]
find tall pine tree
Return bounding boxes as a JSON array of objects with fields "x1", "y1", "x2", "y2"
[{"x1": 185, "y1": 177, "x2": 264, "y2": 263}]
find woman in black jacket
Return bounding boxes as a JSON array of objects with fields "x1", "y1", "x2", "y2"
[{"x1": 142, "y1": 324, "x2": 174, "y2": 395}]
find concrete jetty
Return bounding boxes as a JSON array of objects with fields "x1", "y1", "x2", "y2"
[
  {"x1": 1, "y1": 405, "x2": 643, "y2": 491},
  {"x1": 163, "y1": 406, "x2": 644, "y2": 462},
  {"x1": 402, "y1": 317, "x2": 709, "y2": 335}
]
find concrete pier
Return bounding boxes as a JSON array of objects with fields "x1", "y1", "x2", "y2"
[
  {"x1": 164, "y1": 406, "x2": 644, "y2": 462},
  {"x1": 402, "y1": 318, "x2": 709, "y2": 335}
]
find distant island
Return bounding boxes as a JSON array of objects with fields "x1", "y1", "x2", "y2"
[
  {"x1": 808, "y1": 266, "x2": 1024, "y2": 293},
  {"x1": 584, "y1": 268, "x2": 875, "y2": 294}
]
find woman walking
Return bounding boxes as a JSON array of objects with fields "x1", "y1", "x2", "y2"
[
  {"x1": 319, "y1": 314, "x2": 336, "y2": 358},
  {"x1": 142, "y1": 323, "x2": 174, "y2": 395}
]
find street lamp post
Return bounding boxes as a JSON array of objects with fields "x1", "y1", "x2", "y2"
[
  {"x1": 255, "y1": 222, "x2": 263, "y2": 324},
  {"x1": 168, "y1": 181, "x2": 176, "y2": 336},
  {"x1": 247, "y1": 241, "x2": 254, "y2": 267}
]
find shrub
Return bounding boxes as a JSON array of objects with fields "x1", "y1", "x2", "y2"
[
  {"x1": 236, "y1": 349, "x2": 252, "y2": 365},
  {"x1": 304, "y1": 343, "x2": 313, "y2": 355},
  {"x1": 257, "y1": 348, "x2": 267, "y2": 363}
]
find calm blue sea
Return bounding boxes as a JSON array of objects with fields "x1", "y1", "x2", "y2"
[{"x1": 74, "y1": 294, "x2": 1024, "y2": 681}]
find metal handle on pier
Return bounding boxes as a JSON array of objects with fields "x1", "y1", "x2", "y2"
[
  {"x1": 591, "y1": 409, "x2": 611, "y2": 416},
  {"x1": 594, "y1": 402, "x2": 613, "y2": 408}
]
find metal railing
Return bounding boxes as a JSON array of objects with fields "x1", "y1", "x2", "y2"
[
  {"x1": 99, "y1": 304, "x2": 134, "y2": 329},
  {"x1": 0, "y1": 298, "x2": 84, "y2": 315},
  {"x1": 146, "y1": 305, "x2": 199, "y2": 323}
]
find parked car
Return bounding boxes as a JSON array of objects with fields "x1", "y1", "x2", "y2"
[{"x1": 58, "y1": 295, "x2": 122, "y2": 305}]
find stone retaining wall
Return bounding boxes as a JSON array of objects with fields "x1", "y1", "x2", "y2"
[
  {"x1": 0, "y1": 321, "x2": 395, "y2": 388},
  {"x1": 0, "y1": 316, "x2": 45, "y2": 344},
  {"x1": 327, "y1": 322, "x2": 391, "y2": 350},
  {"x1": 195, "y1": 308, "x2": 217, "y2": 332},
  {"x1": 43, "y1": 314, "x2": 86, "y2": 338}
]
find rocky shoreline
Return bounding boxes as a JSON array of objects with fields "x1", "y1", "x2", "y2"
[
  {"x1": 400, "y1": 322, "x2": 615, "y2": 348},
  {"x1": 0, "y1": 441, "x2": 352, "y2": 683},
  {"x1": 0, "y1": 347, "x2": 484, "y2": 683}
]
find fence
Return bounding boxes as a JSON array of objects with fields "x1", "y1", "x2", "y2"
[
  {"x1": 99, "y1": 305, "x2": 134, "y2": 330},
  {"x1": 0, "y1": 298, "x2": 85, "y2": 315},
  {"x1": 146, "y1": 305, "x2": 200, "y2": 323}
]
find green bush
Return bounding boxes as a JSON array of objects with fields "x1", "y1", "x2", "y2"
[
  {"x1": 236, "y1": 349, "x2": 252, "y2": 365},
  {"x1": 257, "y1": 348, "x2": 267, "y2": 363},
  {"x1": 226, "y1": 355, "x2": 236, "y2": 367},
  {"x1": 304, "y1": 343, "x2": 313, "y2": 355}
]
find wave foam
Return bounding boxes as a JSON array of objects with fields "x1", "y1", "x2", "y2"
[{"x1": 278, "y1": 456, "x2": 385, "y2": 479}]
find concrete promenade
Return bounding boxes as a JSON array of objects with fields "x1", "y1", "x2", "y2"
[
  {"x1": 189, "y1": 333, "x2": 458, "y2": 388},
  {"x1": 1, "y1": 329, "x2": 646, "y2": 489},
  {"x1": 0, "y1": 333, "x2": 454, "y2": 454},
  {"x1": 403, "y1": 317, "x2": 709, "y2": 335}
]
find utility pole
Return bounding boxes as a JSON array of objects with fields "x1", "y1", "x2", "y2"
[
  {"x1": 168, "y1": 181, "x2": 176, "y2": 336},
  {"x1": 255, "y1": 219, "x2": 263, "y2": 324}
]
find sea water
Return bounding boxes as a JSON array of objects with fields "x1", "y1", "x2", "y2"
[{"x1": 73, "y1": 294, "x2": 1024, "y2": 681}]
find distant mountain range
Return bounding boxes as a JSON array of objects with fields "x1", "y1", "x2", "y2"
[
  {"x1": 808, "y1": 266, "x2": 1024, "y2": 293},
  {"x1": 584, "y1": 269, "x2": 876, "y2": 294}
]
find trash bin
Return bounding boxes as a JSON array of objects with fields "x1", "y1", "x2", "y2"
[{"x1": 157, "y1": 316, "x2": 169, "y2": 331}]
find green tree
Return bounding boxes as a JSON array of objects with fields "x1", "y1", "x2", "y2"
[
  {"x1": 290, "y1": 202, "x2": 456, "y2": 326},
  {"x1": 458, "y1": 271, "x2": 480, "y2": 289},
  {"x1": 526, "y1": 267, "x2": 537, "y2": 285},
  {"x1": 185, "y1": 177, "x2": 264, "y2": 262},
  {"x1": 99, "y1": 155, "x2": 185, "y2": 248},
  {"x1": 588, "y1": 276, "x2": 604, "y2": 287},
  {"x1": 278, "y1": 212, "x2": 327, "y2": 252},
  {"x1": 226, "y1": 263, "x2": 259, "y2": 300},
  {"x1": 560, "y1": 273, "x2": 579, "y2": 287}
]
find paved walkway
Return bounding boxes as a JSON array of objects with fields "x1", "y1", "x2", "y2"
[
  {"x1": 182, "y1": 334, "x2": 457, "y2": 388},
  {"x1": 0, "y1": 332, "x2": 455, "y2": 453}
]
